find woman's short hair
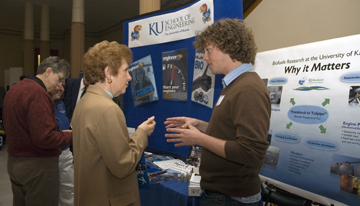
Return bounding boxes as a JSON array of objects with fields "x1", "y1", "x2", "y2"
[
  {"x1": 194, "y1": 18, "x2": 257, "y2": 64},
  {"x1": 83, "y1": 40, "x2": 133, "y2": 84}
]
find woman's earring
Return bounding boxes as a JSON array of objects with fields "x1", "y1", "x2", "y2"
[{"x1": 108, "y1": 78, "x2": 112, "y2": 84}]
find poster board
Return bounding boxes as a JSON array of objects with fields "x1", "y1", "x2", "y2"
[
  {"x1": 123, "y1": 0, "x2": 243, "y2": 159},
  {"x1": 255, "y1": 34, "x2": 360, "y2": 206}
]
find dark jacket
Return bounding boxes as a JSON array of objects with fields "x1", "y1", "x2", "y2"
[{"x1": 63, "y1": 77, "x2": 81, "y2": 120}]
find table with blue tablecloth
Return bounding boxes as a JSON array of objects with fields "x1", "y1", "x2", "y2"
[
  {"x1": 140, "y1": 178, "x2": 200, "y2": 206},
  {"x1": 139, "y1": 154, "x2": 264, "y2": 206}
]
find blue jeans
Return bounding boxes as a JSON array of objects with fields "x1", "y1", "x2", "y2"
[{"x1": 200, "y1": 190, "x2": 261, "y2": 206}]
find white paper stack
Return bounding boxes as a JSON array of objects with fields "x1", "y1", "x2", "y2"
[
  {"x1": 168, "y1": 161, "x2": 194, "y2": 174},
  {"x1": 153, "y1": 159, "x2": 194, "y2": 174},
  {"x1": 153, "y1": 159, "x2": 184, "y2": 170}
]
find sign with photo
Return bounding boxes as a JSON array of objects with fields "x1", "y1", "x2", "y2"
[
  {"x1": 162, "y1": 48, "x2": 188, "y2": 101},
  {"x1": 191, "y1": 50, "x2": 215, "y2": 108},
  {"x1": 129, "y1": 55, "x2": 158, "y2": 106},
  {"x1": 255, "y1": 34, "x2": 360, "y2": 206}
]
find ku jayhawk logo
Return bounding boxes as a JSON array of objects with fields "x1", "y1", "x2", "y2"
[
  {"x1": 200, "y1": 4, "x2": 211, "y2": 23},
  {"x1": 131, "y1": 25, "x2": 142, "y2": 41}
]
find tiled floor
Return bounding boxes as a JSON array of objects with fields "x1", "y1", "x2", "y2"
[{"x1": 0, "y1": 143, "x2": 12, "y2": 206}]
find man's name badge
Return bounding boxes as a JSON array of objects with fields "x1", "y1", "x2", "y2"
[{"x1": 216, "y1": 95, "x2": 225, "y2": 106}]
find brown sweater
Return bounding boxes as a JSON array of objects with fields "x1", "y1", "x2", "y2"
[{"x1": 200, "y1": 72, "x2": 271, "y2": 197}]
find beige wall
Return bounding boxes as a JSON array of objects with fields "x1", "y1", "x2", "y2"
[
  {"x1": 0, "y1": 32, "x2": 112, "y2": 87},
  {"x1": 0, "y1": 34, "x2": 67, "y2": 87},
  {"x1": 96, "y1": 28, "x2": 123, "y2": 44},
  {"x1": 3, "y1": 0, "x2": 359, "y2": 87},
  {"x1": 0, "y1": 34, "x2": 23, "y2": 87},
  {"x1": 84, "y1": 37, "x2": 102, "y2": 57},
  {"x1": 245, "y1": 0, "x2": 360, "y2": 52}
]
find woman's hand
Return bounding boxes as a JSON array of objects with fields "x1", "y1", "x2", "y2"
[{"x1": 138, "y1": 116, "x2": 156, "y2": 136}]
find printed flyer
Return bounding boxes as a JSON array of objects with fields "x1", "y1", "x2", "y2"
[
  {"x1": 255, "y1": 34, "x2": 360, "y2": 206},
  {"x1": 162, "y1": 48, "x2": 188, "y2": 101},
  {"x1": 191, "y1": 50, "x2": 215, "y2": 108},
  {"x1": 129, "y1": 55, "x2": 158, "y2": 106}
]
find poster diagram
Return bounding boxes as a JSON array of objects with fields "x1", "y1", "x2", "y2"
[
  {"x1": 191, "y1": 50, "x2": 215, "y2": 108},
  {"x1": 255, "y1": 34, "x2": 360, "y2": 206},
  {"x1": 162, "y1": 48, "x2": 188, "y2": 101},
  {"x1": 129, "y1": 55, "x2": 158, "y2": 106}
]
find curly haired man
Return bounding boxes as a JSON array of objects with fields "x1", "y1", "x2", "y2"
[{"x1": 165, "y1": 18, "x2": 271, "y2": 206}]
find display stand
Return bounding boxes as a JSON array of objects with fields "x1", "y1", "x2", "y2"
[{"x1": 123, "y1": 0, "x2": 243, "y2": 159}]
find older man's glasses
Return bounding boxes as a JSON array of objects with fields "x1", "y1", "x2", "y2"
[
  {"x1": 55, "y1": 73, "x2": 66, "y2": 86},
  {"x1": 54, "y1": 83, "x2": 64, "y2": 90}
]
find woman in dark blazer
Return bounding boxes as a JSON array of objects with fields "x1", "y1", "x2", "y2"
[{"x1": 72, "y1": 40, "x2": 156, "y2": 206}]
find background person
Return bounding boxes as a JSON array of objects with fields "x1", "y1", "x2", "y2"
[
  {"x1": 72, "y1": 40, "x2": 156, "y2": 206},
  {"x1": 63, "y1": 76, "x2": 89, "y2": 121},
  {"x1": 0, "y1": 85, "x2": 5, "y2": 120},
  {"x1": 64, "y1": 75, "x2": 123, "y2": 119},
  {"x1": 49, "y1": 83, "x2": 74, "y2": 206},
  {"x1": 63, "y1": 76, "x2": 89, "y2": 153},
  {"x1": 3, "y1": 56, "x2": 72, "y2": 206},
  {"x1": 164, "y1": 18, "x2": 271, "y2": 206}
]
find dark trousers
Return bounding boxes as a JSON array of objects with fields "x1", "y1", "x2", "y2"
[
  {"x1": 7, "y1": 155, "x2": 60, "y2": 206},
  {"x1": 200, "y1": 190, "x2": 261, "y2": 206}
]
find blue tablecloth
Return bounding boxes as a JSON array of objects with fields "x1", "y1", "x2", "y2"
[
  {"x1": 140, "y1": 156, "x2": 263, "y2": 206},
  {"x1": 140, "y1": 179, "x2": 200, "y2": 206}
]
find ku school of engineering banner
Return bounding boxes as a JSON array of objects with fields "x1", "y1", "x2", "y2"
[
  {"x1": 122, "y1": 0, "x2": 243, "y2": 159},
  {"x1": 255, "y1": 34, "x2": 360, "y2": 206},
  {"x1": 128, "y1": 0, "x2": 214, "y2": 48}
]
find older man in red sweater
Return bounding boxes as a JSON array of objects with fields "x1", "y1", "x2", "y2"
[{"x1": 3, "y1": 56, "x2": 73, "y2": 206}]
